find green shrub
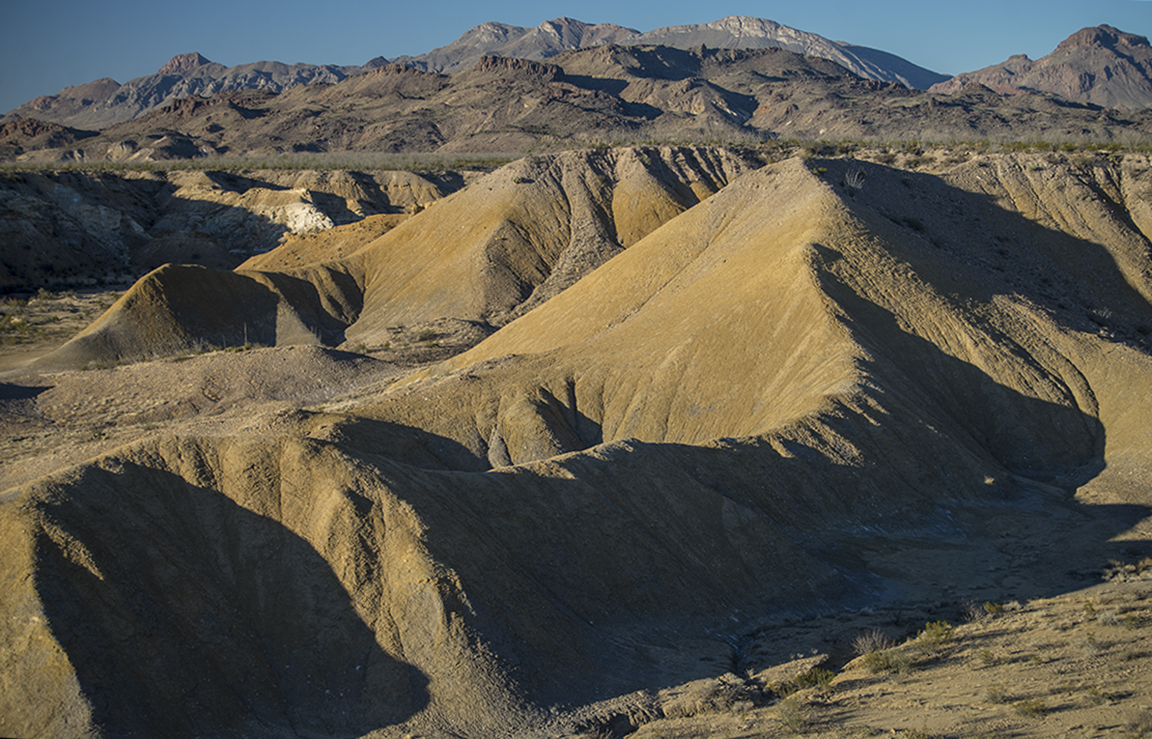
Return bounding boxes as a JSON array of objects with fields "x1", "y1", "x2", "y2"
[
  {"x1": 1013, "y1": 698, "x2": 1046, "y2": 717},
  {"x1": 986, "y1": 683, "x2": 1010, "y2": 704},
  {"x1": 863, "y1": 649, "x2": 912, "y2": 675},
  {"x1": 776, "y1": 695, "x2": 808, "y2": 732},
  {"x1": 917, "y1": 621, "x2": 955, "y2": 648},
  {"x1": 793, "y1": 667, "x2": 836, "y2": 690}
]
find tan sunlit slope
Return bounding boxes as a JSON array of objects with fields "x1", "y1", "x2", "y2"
[
  {"x1": 343, "y1": 145, "x2": 762, "y2": 337},
  {"x1": 31, "y1": 146, "x2": 759, "y2": 371},
  {"x1": 4, "y1": 153, "x2": 1152, "y2": 738}
]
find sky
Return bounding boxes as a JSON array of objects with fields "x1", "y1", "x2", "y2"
[{"x1": 1, "y1": 0, "x2": 1150, "y2": 115}]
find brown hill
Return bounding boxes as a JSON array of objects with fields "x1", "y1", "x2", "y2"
[
  {"x1": 930, "y1": 25, "x2": 1152, "y2": 110},
  {"x1": 2, "y1": 149, "x2": 1152, "y2": 737},
  {"x1": 0, "y1": 118, "x2": 95, "y2": 160}
]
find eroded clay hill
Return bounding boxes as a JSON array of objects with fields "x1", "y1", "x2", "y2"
[
  {"x1": 32, "y1": 146, "x2": 761, "y2": 370},
  {"x1": 3, "y1": 149, "x2": 1152, "y2": 738},
  {"x1": 0, "y1": 167, "x2": 461, "y2": 291}
]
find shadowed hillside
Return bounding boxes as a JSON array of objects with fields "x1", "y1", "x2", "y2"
[{"x1": 2, "y1": 148, "x2": 1152, "y2": 737}]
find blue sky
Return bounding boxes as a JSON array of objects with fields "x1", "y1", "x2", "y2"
[{"x1": 1, "y1": 0, "x2": 1149, "y2": 115}]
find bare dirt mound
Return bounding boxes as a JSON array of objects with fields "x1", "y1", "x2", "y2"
[
  {"x1": 3, "y1": 152, "x2": 1152, "y2": 738},
  {"x1": 30, "y1": 261, "x2": 366, "y2": 371}
]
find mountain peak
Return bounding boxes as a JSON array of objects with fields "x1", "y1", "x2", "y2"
[
  {"x1": 1056, "y1": 25, "x2": 1150, "y2": 52},
  {"x1": 931, "y1": 24, "x2": 1152, "y2": 109},
  {"x1": 157, "y1": 52, "x2": 214, "y2": 75}
]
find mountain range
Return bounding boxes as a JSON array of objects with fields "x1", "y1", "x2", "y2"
[
  {"x1": 3, "y1": 53, "x2": 388, "y2": 131},
  {"x1": 929, "y1": 24, "x2": 1152, "y2": 110},
  {"x1": 2, "y1": 16, "x2": 952, "y2": 131},
  {"x1": 4, "y1": 43, "x2": 1149, "y2": 164},
  {"x1": 392, "y1": 16, "x2": 949, "y2": 89}
]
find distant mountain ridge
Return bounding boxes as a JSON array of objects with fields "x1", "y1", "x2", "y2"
[
  {"x1": 3, "y1": 16, "x2": 946, "y2": 130},
  {"x1": 395, "y1": 16, "x2": 948, "y2": 89},
  {"x1": 929, "y1": 25, "x2": 1152, "y2": 110},
  {"x1": 391, "y1": 17, "x2": 641, "y2": 74},
  {"x1": 7, "y1": 18, "x2": 1151, "y2": 138},
  {"x1": 3, "y1": 54, "x2": 388, "y2": 130},
  {"x1": 629, "y1": 16, "x2": 948, "y2": 89},
  {"x1": 6, "y1": 43, "x2": 1148, "y2": 165}
]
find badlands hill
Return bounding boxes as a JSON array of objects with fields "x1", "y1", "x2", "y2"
[
  {"x1": 931, "y1": 25, "x2": 1152, "y2": 111},
  {"x1": 6, "y1": 44, "x2": 1151, "y2": 165},
  {"x1": 0, "y1": 166, "x2": 471, "y2": 292},
  {"x1": 30, "y1": 146, "x2": 761, "y2": 367},
  {"x1": 2, "y1": 145, "x2": 1152, "y2": 737}
]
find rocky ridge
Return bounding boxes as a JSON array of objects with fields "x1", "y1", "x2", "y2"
[
  {"x1": 3, "y1": 53, "x2": 386, "y2": 130},
  {"x1": 6, "y1": 44, "x2": 1150, "y2": 166},
  {"x1": 2, "y1": 15, "x2": 947, "y2": 131},
  {"x1": 930, "y1": 25, "x2": 1152, "y2": 110}
]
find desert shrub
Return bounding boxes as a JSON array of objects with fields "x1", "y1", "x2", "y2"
[
  {"x1": 917, "y1": 621, "x2": 955, "y2": 648},
  {"x1": 415, "y1": 329, "x2": 438, "y2": 342},
  {"x1": 1077, "y1": 632, "x2": 1101, "y2": 657},
  {"x1": 1013, "y1": 698, "x2": 1046, "y2": 717},
  {"x1": 863, "y1": 649, "x2": 912, "y2": 675},
  {"x1": 661, "y1": 677, "x2": 755, "y2": 719},
  {"x1": 985, "y1": 683, "x2": 1010, "y2": 704},
  {"x1": 853, "y1": 629, "x2": 896, "y2": 656},
  {"x1": 1128, "y1": 710, "x2": 1152, "y2": 737},
  {"x1": 792, "y1": 667, "x2": 836, "y2": 691},
  {"x1": 776, "y1": 695, "x2": 808, "y2": 732}
]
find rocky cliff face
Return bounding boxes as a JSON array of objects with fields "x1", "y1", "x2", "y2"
[
  {"x1": 398, "y1": 15, "x2": 947, "y2": 88},
  {"x1": 632, "y1": 16, "x2": 948, "y2": 89},
  {"x1": 930, "y1": 25, "x2": 1152, "y2": 110}
]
